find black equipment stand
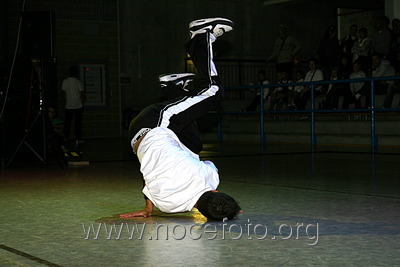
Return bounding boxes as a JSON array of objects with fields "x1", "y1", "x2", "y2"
[{"x1": 6, "y1": 58, "x2": 65, "y2": 168}]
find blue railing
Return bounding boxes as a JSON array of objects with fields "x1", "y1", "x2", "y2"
[{"x1": 218, "y1": 76, "x2": 400, "y2": 153}]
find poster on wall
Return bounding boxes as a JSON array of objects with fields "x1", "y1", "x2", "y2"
[{"x1": 79, "y1": 63, "x2": 106, "y2": 106}]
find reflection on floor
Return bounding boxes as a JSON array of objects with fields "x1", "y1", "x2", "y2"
[{"x1": 1, "y1": 138, "x2": 399, "y2": 266}]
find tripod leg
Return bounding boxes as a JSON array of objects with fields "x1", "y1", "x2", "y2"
[
  {"x1": 24, "y1": 141, "x2": 45, "y2": 162},
  {"x1": 42, "y1": 105, "x2": 47, "y2": 164},
  {"x1": 6, "y1": 113, "x2": 41, "y2": 167}
]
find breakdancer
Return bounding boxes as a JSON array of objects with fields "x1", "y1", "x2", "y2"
[{"x1": 120, "y1": 18, "x2": 241, "y2": 221}]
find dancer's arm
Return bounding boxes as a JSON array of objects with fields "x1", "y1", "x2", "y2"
[{"x1": 120, "y1": 199, "x2": 154, "y2": 218}]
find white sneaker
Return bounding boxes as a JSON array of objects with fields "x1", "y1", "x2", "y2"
[
  {"x1": 159, "y1": 73, "x2": 195, "y2": 91},
  {"x1": 189, "y1": 17, "x2": 234, "y2": 38}
]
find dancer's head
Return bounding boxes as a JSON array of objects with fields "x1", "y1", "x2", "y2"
[{"x1": 196, "y1": 191, "x2": 241, "y2": 221}]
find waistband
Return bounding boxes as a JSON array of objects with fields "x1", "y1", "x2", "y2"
[{"x1": 130, "y1": 128, "x2": 152, "y2": 153}]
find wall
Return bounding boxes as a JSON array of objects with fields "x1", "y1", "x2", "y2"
[
  {"x1": 6, "y1": 0, "x2": 120, "y2": 138},
  {"x1": 385, "y1": 0, "x2": 400, "y2": 21},
  {"x1": 119, "y1": 0, "x2": 385, "y2": 111},
  {"x1": 5, "y1": 0, "x2": 386, "y2": 139}
]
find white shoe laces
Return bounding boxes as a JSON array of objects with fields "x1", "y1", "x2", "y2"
[{"x1": 213, "y1": 28, "x2": 225, "y2": 37}]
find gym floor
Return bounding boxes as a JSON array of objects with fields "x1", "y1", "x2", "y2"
[{"x1": 1, "y1": 140, "x2": 399, "y2": 266}]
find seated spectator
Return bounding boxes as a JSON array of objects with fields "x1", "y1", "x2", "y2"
[
  {"x1": 47, "y1": 105, "x2": 64, "y2": 138},
  {"x1": 323, "y1": 67, "x2": 347, "y2": 109},
  {"x1": 287, "y1": 70, "x2": 304, "y2": 109},
  {"x1": 244, "y1": 70, "x2": 270, "y2": 111},
  {"x1": 337, "y1": 54, "x2": 353, "y2": 79},
  {"x1": 269, "y1": 71, "x2": 293, "y2": 110},
  {"x1": 47, "y1": 105, "x2": 66, "y2": 151},
  {"x1": 391, "y1": 68, "x2": 400, "y2": 108},
  {"x1": 371, "y1": 52, "x2": 396, "y2": 108},
  {"x1": 352, "y1": 27, "x2": 372, "y2": 74},
  {"x1": 390, "y1": 51, "x2": 400, "y2": 72},
  {"x1": 342, "y1": 62, "x2": 366, "y2": 109},
  {"x1": 294, "y1": 58, "x2": 324, "y2": 110}
]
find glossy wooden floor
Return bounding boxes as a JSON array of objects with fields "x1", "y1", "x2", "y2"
[{"x1": 1, "y1": 140, "x2": 400, "y2": 266}]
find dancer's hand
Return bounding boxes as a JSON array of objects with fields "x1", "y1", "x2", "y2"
[
  {"x1": 120, "y1": 209, "x2": 152, "y2": 218},
  {"x1": 120, "y1": 199, "x2": 154, "y2": 218}
]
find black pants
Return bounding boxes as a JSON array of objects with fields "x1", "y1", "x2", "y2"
[
  {"x1": 159, "y1": 84, "x2": 203, "y2": 154},
  {"x1": 351, "y1": 82, "x2": 389, "y2": 108},
  {"x1": 64, "y1": 108, "x2": 83, "y2": 140},
  {"x1": 245, "y1": 94, "x2": 262, "y2": 111},
  {"x1": 324, "y1": 85, "x2": 348, "y2": 109},
  {"x1": 294, "y1": 89, "x2": 321, "y2": 110},
  {"x1": 129, "y1": 32, "x2": 223, "y2": 154}
]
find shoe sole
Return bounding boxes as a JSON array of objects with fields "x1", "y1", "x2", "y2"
[
  {"x1": 189, "y1": 17, "x2": 234, "y2": 35},
  {"x1": 159, "y1": 73, "x2": 196, "y2": 83}
]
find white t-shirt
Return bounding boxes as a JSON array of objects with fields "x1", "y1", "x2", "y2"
[
  {"x1": 62, "y1": 77, "x2": 84, "y2": 109},
  {"x1": 349, "y1": 70, "x2": 366, "y2": 94},
  {"x1": 136, "y1": 127, "x2": 219, "y2": 213},
  {"x1": 304, "y1": 69, "x2": 323, "y2": 91},
  {"x1": 256, "y1": 80, "x2": 270, "y2": 99},
  {"x1": 294, "y1": 78, "x2": 304, "y2": 93}
]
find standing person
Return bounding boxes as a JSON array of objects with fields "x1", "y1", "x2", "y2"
[
  {"x1": 62, "y1": 66, "x2": 84, "y2": 147},
  {"x1": 316, "y1": 25, "x2": 339, "y2": 79},
  {"x1": 340, "y1": 24, "x2": 358, "y2": 63},
  {"x1": 120, "y1": 18, "x2": 241, "y2": 221},
  {"x1": 352, "y1": 27, "x2": 373, "y2": 74},
  {"x1": 268, "y1": 25, "x2": 301, "y2": 78},
  {"x1": 389, "y1": 18, "x2": 400, "y2": 65},
  {"x1": 371, "y1": 16, "x2": 392, "y2": 58},
  {"x1": 391, "y1": 18, "x2": 400, "y2": 41}
]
